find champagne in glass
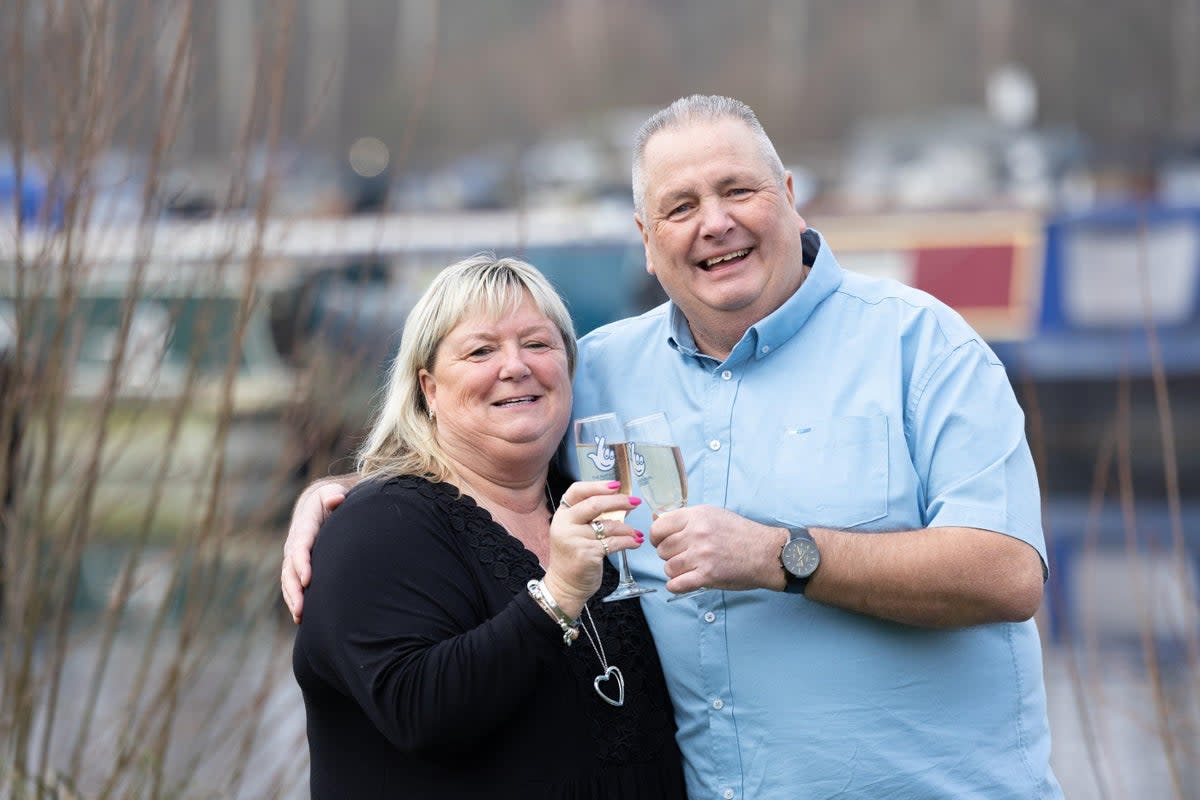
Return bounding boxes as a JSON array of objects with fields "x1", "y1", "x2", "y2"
[
  {"x1": 575, "y1": 442, "x2": 635, "y2": 518},
  {"x1": 624, "y1": 412, "x2": 705, "y2": 602},
  {"x1": 630, "y1": 442, "x2": 687, "y2": 513},
  {"x1": 573, "y1": 413, "x2": 655, "y2": 602}
]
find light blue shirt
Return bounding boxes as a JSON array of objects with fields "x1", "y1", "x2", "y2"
[{"x1": 573, "y1": 232, "x2": 1063, "y2": 800}]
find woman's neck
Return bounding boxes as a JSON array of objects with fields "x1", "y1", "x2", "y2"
[
  {"x1": 449, "y1": 461, "x2": 553, "y2": 565},
  {"x1": 450, "y1": 462, "x2": 548, "y2": 514}
]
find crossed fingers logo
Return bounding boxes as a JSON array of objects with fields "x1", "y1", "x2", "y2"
[
  {"x1": 585, "y1": 435, "x2": 616, "y2": 472},
  {"x1": 630, "y1": 443, "x2": 646, "y2": 479}
]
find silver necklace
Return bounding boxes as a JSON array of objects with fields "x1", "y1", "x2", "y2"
[
  {"x1": 546, "y1": 485, "x2": 625, "y2": 707},
  {"x1": 579, "y1": 604, "x2": 624, "y2": 707}
]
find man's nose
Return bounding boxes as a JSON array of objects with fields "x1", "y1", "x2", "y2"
[{"x1": 699, "y1": 200, "x2": 734, "y2": 239}]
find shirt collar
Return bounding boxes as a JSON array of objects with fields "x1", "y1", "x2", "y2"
[{"x1": 664, "y1": 228, "x2": 844, "y2": 364}]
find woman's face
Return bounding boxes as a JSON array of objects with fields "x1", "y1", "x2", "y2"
[{"x1": 419, "y1": 293, "x2": 572, "y2": 474}]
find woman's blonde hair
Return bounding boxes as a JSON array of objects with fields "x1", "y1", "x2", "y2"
[{"x1": 356, "y1": 253, "x2": 577, "y2": 482}]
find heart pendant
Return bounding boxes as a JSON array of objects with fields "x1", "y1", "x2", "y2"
[{"x1": 593, "y1": 665, "x2": 625, "y2": 707}]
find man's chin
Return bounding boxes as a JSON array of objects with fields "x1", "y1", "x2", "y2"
[{"x1": 692, "y1": 287, "x2": 762, "y2": 314}]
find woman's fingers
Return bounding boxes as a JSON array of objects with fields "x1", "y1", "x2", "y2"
[
  {"x1": 556, "y1": 479, "x2": 616, "y2": 511},
  {"x1": 556, "y1": 480, "x2": 641, "y2": 522},
  {"x1": 545, "y1": 481, "x2": 647, "y2": 606},
  {"x1": 543, "y1": 517, "x2": 645, "y2": 612},
  {"x1": 587, "y1": 517, "x2": 645, "y2": 548}
]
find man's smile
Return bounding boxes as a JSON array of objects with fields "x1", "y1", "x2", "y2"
[{"x1": 699, "y1": 247, "x2": 752, "y2": 270}]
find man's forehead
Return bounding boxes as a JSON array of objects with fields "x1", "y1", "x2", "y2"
[
  {"x1": 645, "y1": 116, "x2": 759, "y2": 160},
  {"x1": 643, "y1": 122, "x2": 763, "y2": 192},
  {"x1": 645, "y1": 115, "x2": 745, "y2": 146}
]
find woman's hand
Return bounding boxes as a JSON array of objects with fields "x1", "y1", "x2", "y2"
[{"x1": 541, "y1": 480, "x2": 643, "y2": 617}]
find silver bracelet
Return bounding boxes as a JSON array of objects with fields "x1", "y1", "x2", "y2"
[{"x1": 527, "y1": 579, "x2": 579, "y2": 646}]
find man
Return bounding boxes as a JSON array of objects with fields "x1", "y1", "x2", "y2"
[{"x1": 283, "y1": 95, "x2": 1062, "y2": 799}]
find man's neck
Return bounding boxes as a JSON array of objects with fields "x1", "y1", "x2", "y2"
[
  {"x1": 685, "y1": 263, "x2": 812, "y2": 361},
  {"x1": 688, "y1": 317, "x2": 751, "y2": 362}
]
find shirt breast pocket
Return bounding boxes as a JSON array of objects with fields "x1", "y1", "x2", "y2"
[{"x1": 759, "y1": 415, "x2": 889, "y2": 529}]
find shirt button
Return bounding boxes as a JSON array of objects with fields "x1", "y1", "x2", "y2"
[
  {"x1": 703, "y1": 611, "x2": 716, "y2": 623},
  {"x1": 722, "y1": 789, "x2": 735, "y2": 799},
  {"x1": 760, "y1": 345, "x2": 770, "y2": 354},
  {"x1": 712, "y1": 698, "x2": 724, "y2": 710},
  {"x1": 721, "y1": 369, "x2": 733, "y2": 380},
  {"x1": 708, "y1": 439, "x2": 721, "y2": 451}
]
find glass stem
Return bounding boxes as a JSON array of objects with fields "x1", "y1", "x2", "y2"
[{"x1": 616, "y1": 552, "x2": 637, "y2": 584}]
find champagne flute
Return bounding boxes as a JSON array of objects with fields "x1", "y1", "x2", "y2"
[
  {"x1": 574, "y1": 413, "x2": 656, "y2": 602},
  {"x1": 624, "y1": 412, "x2": 705, "y2": 602}
]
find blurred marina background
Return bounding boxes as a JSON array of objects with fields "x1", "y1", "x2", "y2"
[{"x1": 2, "y1": 1, "x2": 1198, "y2": 797}]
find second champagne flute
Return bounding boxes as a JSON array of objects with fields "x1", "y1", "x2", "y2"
[
  {"x1": 574, "y1": 413, "x2": 656, "y2": 602},
  {"x1": 625, "y1": 412, "x2": 706, "y2": 602}
]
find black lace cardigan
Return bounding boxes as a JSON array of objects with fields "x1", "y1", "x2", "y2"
[{"x1": 293, "y1": 473, "x2": 685, "y2": 800}]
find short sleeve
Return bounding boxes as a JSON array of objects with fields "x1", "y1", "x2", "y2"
[{"x1": 908, "y1": 340, "x2": 1048, "y2": 567}]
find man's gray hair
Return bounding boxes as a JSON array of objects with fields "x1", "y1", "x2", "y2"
[{"x1": 631, "y1": 94, "x2": 787, "y2": 216}]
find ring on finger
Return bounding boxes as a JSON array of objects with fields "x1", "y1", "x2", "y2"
[
  {"x1": 600, "y1": 538, "x2": 610, "y2": 555},
  {"x1": 590, "y1": 519, "x2": 606, "y2": 538}
]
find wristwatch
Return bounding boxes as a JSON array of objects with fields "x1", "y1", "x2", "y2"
[{"x1": 779, "y1": 525, "x2": 820, "y2": 595}]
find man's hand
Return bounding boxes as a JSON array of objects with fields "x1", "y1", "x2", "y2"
[
  {"x1": 649, "y1": 505, "x2": 786, "y2": 594},
  {"x1": 655, "y1": 504, "x2": 1046, "y2": 627},
  {"x1": 282, "y1": 481, "x2": 348, "y2": 623}
]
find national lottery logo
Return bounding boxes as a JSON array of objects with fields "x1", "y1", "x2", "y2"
[
  {"x1": 630, "y1": 443, "x2": 646, "y2": 480},
  {"x1": 585, "y1": 436, "x2": 616, "y2": 472}
]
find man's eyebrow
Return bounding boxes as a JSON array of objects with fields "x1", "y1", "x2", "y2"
[
  {"x1": 656, "y1": 175, "x2": 753, "y2": 210},
  {"x1": 714, "y1": 174, "x2": 752, "y2": 191},
  {"x1": 656, "y1": 188, "x2": 694, "y2": 209}
]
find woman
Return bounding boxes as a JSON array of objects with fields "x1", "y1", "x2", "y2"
[{"x1": 292, "y1": 255, "x2": 685, "y2": 799}]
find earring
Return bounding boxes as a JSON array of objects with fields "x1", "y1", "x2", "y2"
[{"x1": 427, "y1": 408, "x2": 435, "y2": 420}]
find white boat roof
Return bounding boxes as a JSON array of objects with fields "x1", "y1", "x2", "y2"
[{"x1": 0, "y1": 203, "x2": 640, "y2": 264}]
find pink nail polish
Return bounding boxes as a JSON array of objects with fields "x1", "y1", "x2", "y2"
[
  {"x1": 634, "y1": 532, "x2": 645, "y2": 543},
  {"x1": 607, "y1": 481, "x2": 621, "y2": 489},
  {"x1": 629, "y1": 497, "x2": 642, "y2": 506}
]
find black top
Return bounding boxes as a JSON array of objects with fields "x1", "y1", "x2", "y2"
[{"x1": 293, "y1": 474, "x2": 685, "y2": 799}]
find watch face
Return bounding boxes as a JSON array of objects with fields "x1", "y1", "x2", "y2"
[{"x1": 782, "y1": 539, "x2": 820, "y2": 578}]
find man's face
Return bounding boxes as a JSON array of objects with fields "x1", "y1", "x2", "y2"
[{"x1": 636, "y1": 117, "x2": 807, "y2": 353}]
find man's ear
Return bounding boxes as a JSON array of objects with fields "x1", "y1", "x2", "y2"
[
  {"x1": 635, "y1": 214, "x2": 655, "y2": 275},
  {"x1": 784, "y1": 172, "x2": 808, "y2": 230}
]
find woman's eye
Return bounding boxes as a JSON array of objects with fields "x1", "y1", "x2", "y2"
[
  {"x1": 524, "y1": 340, "x2": 549, "y2": 350},
  {"x1": 468, "y1": 347, "x2": 494, "y2": 358}
]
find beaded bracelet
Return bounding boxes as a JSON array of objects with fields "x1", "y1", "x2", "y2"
[{"x1": 527, "y1": 579, "x2": 579, "y2": 646}]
